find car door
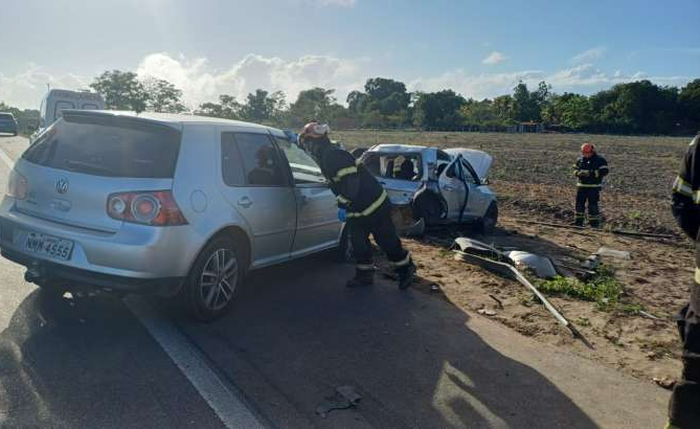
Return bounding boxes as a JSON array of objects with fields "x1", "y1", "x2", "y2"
[
  {"x1": 458, "y1": 159, "x2": 484, "y2": 220},
  {"x1": 218, "y1": 128, "x2": 297, "y2": 268},
  {"x1": 438, "y1": 159, "x2": 468, "y2": 221},
  {"x1": 271, "y1": 131, "x2": 341, "y2": 257}
]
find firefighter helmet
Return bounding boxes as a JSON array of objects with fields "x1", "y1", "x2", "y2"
[{"x1": 581, "y1": 143, "x2": 595, "y2": 155}]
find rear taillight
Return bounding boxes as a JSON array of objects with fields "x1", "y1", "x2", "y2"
[
  {"x1": 107, "y1": 191, "x2": 188, "y2": 226},
  {"x1": 7, "y1": 169, "x2": 28, "y2": 200}
]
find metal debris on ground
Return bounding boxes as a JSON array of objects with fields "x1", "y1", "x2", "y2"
[
  {"x1": 489, "y1": 294, "x2": 504, "y2": 309},
  {"x1": 477, "y1": 308, "x2": 497, "y2": 316},
  {"x1": 505, "y1": 250, "x2": 557, "y2": 279},
  {"x1": 595, "y1": 246, "x2": 631, "y2": 260},
  {"x1": 581, "y1": 254, "x2": 602, "y2": 270},
  {"x1": 315, "y1": 385, "x2": 362, "y2": 418},
  {"x1": 430, "y1": 284, "x2": 441, "y2": 293},
  {"x1": 653, "y1": 377, "x2": 676, "y2": 390},
  {"x1": 451, "y1": 237, "x2": 593, "y2": 349}
]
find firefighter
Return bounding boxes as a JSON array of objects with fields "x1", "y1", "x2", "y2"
[
  {"x1": 573, "y1": 143, "x2": 609, "y2": 227},
  {"x1": 667, "y1": 134, "x2": 700, "y2": 429},
  {"x1": 298, "y1": 122, "x2": 416, "y2": 289}
]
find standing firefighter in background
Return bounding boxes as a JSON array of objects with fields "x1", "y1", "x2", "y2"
[
  {"x1": 298, "y1": 122, "x2": 416, "y2": 289},
  {"x1": 667, "y1": 134, "x2": 700, "y2": 429},
  {"x1": 573, "y1": 143, "x2": 609, "y2": 227}
]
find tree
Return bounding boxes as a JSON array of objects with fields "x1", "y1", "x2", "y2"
[
  {"x1": 90, "y1": 70, "x2": 148, "y2": 112},
  {"x1": 288, "y1": 87, "x2": 344, "y2": 126},
  {"x1": 142, "y1": 77, "x2": 186, "y2": 113},
  {"x1": 364, "y1": 77, "x2": 410, "y2": 116},
  {"x1": 679, "y1": 79, "x2": 700, "y2": 125},
  {"x1": 238, "y1": 89, "x2": 285, "y2": 123},
  {"x1": 460, "y1": 99, "x2": 500, "y2": 128},
  {"x1": 412, "y1": 90, "x2": 466, "y2": 129},
  {"x1": 195, "y1": 94, "x2": 242, "y2": 119},
  {"x1": 492, "y1": 95, "x2": 514, "y2": 123}
]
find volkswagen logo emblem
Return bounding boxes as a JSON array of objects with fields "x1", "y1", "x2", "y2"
[{"x1": 56, "y1": 179, "x2": 69, "y2": 195}]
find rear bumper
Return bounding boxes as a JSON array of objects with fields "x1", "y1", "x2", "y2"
[{"x1": 2, "y1": 247, "x2": 185, "y2": 296}]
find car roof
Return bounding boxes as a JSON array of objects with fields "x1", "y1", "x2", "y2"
[
  {"x1": 61, "y1": 109, "x2": 273, "y2": 131},
  {"x1": 0, "y1": 112, "x2": 15, "y2": 118},
  {"x1": 368, "y1": 144, "x2": 433, "y2": 153}
]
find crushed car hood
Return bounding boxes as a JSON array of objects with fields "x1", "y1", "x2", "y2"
[{"x1": 444, "y1": 149, "x2": 493, "y2": 181}]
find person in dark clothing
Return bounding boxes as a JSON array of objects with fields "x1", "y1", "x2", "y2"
[
  {"x1": 298, "y1": 122, "x2": 416, "y2": 289},
  {"x1": 667, "y1": 134, "x2": 700, "y2": 429},
  {"x1": 572, "y1": 143, "x2": 609, "y2": 227}
]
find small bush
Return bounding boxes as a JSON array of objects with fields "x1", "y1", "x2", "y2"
[{"x1": 537, "y1": 266, "x2": 623, "y2": 310}]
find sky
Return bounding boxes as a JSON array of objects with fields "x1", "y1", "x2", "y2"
[{"x1": 1, "y1": 0, "x2": 699, "y2": 109}]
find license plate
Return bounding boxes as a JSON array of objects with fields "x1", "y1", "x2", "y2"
[{"x1": 24, "y1": 232, "x2": 74, "y2": 261}]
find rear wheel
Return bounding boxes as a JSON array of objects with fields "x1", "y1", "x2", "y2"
[
  {"x1": 182, "y1": 237, "x2": 243, "y2": 322},
  {"x1": 476, "y1": 202, "x2": 498, "y2": 235},
  {"x1": 413, "y1": 192, "x2": 443, "y2": 225}
]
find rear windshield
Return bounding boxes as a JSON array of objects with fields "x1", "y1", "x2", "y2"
[
  {"x1": 0, "y1": 114, "x2": 14, "y2": 121},
  {"x1": 362, "y1": 153, "x2": 423, "y2": 181},
  {"x1": 22, "y1": 114, "x2": 181, "y2": 178}
]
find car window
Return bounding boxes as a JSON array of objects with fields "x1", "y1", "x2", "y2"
[
  {"x1": 437, "y1": 150, "x2": 451, "y2": 162},
  {"x1": 0, "y1": 114, "x2": 13, "y2": 121},
  {"x1": 221, "y1": 133, "x2": 246, "y2": 186},
  {"x1": 460, "y1": 160, "x2": 479, "y2": 184},
  {"x1": 362, "y1": 153, "x2": 422, "y2": 181},
  {"x1": 54, "y1": 101, "x2": 75, "y2": 120},
  {"x1": 23, "y1": 115, "x2": 181, "y2": 178},
  {"x1": 275, "y1": 137, "x2": 326, "y2": 185},
  {"x1": 82, "y1": 103, "x2": 99, "y2": 110},
  {"x1": 445, "y1": 161, "x2": 459, "y2": 179},
  {"x1": 226, "y1": 132, "x2": 287, "y2": 187}
]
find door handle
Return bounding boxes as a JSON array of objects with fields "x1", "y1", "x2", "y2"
[{"x1": 237, "y1": 196, "x2": 253, "y2": 208}]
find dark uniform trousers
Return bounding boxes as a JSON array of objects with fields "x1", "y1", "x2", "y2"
[
  {"x1": 669, "y1": 135, "x2": 700, "y2": 428},
  {"x1": 575, "y1": 188, "x2": 601, "y2": 226},
  {"x1": 349, "y1": 200, "x2": 410, "y2": 272},
  {"x1": 573, "y1": 154, "x2": 608, "y2": 227}
]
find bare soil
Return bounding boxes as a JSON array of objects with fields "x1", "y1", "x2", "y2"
[{"x1": 338, "y1": 130, "x2": 696, "y2": 387}]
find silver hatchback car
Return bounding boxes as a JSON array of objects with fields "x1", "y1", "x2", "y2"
[{"x1": 0, "y1": 110, "x2": 345, "y2": 320}]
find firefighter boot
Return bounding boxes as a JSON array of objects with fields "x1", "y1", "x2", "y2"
[
  {"x1": 346, "y1": 268, "x2": 375, "y2": 288},
  {"x1": 397, "y1": 260, "x2": 417, "y2": 290}
]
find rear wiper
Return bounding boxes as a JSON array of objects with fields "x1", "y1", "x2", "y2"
[{"x1": 64, "y1": 160, "x2": 117, "y2": 176}]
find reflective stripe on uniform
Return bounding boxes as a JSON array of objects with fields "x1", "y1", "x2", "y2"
[
  {"x1": 673, "y1": 176, "x2": 699, "y2": 203},
  {"x1": 695, "y1": 266, "x2": 700, "y2": 284},
  {"x1": 356, "y1": 263, "x2": 375, "y2": 271},
  {"x1": 389, "y1": 252, "x2": 411, "y2": 268},
  {"x1": 577, "y1": 183, "x2": 602, "y2": 188},
  {"x1": 346, "y1": 191, "x2": 387, "y2": 218},
  {"x1": 332, "y1": 166, "x2": 358, "y2": 183},
  {"x1": 337, "y1": 194, "x2": 351, "y2": 205},
  {"x1": 599, "y1": 165, "x2": 609, "y2": 171}
]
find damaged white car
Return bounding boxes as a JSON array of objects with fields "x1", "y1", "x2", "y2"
[{"x1": 358, "y1": 145, "x2": 498, "y2": 235}]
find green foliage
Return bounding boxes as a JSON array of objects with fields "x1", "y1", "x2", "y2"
[
  {"x1": 537, "y1": 266, "x2": 623, "y2": 310},
  {"x1": 413, "y1": 90, "x2": 466, "y2": 129},
  {"x1": 142, "y1": 77, "x2": 186, "y2": 113},
  {"x1": 679, "y1": 79, "x2": 700, "y2": 124},
  {"x1": 90, "y1": 70, "x2": 149, "y2": 112}
]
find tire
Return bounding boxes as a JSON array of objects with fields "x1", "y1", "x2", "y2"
[
  {"x1": 476, "y1": 202, "x2": 498, "y2": 235},
  {"x1": 413, "y1": 192, "x2": 444, "y2": 225},
  {"x1": 182, "y1": 237, "x2": 244, "y2": 322}
]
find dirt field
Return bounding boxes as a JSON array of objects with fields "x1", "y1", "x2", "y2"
[{"x1": 337, "y1": 130, "x2": 697, "y2": 387}]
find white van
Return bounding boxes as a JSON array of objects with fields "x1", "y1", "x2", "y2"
[{"x1": 31, "y1": 90, "x2": 105, "y2": 142}]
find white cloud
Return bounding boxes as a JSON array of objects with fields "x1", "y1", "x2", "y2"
[
  {"x1": 136, "y1": 52, "x2": 365, "y2": 108},
  {"x1": 0, "y1": 65, "x2": 90, "y2": 109},
  {"x1": 570, "y1": 46, "x2": 607, "y2": 64},
  {"x1": 1, "y1": 53, "x2": 693, "y2": 110},
  {"x1": 482, "y1": 51, "x2": 508, "y2": 65}
]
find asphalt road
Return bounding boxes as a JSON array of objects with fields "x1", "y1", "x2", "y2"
[{"x1": 0, "y1": 134, "x2": 671, "y2": 428}]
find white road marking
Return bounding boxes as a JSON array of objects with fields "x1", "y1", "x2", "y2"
[
  {"x1": 0, "y1": 144, "x2": 265, "y2": 429},
  {"x1": 0, "y1": 147, "x2": 15, "y2": 169},
  {"x1": 125, "y1": 298, "x2": 266, "y2": 429}
]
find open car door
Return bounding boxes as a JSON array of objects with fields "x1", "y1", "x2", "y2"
[{"x1": 438, "y1": 158, "x2": 469, "y2": 221}]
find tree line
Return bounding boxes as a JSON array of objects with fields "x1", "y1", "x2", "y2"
[{"x1": 3, "y1": 69, "x2": 700, "y2": 135}]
